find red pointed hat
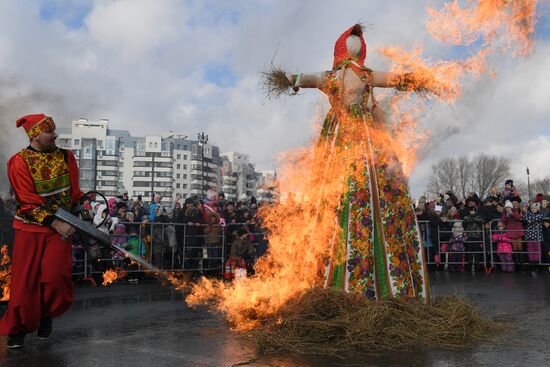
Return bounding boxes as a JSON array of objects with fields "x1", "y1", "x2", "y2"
[
  {"x1": 16, "y1": 114, "x2": 55, "y2": 139},
  {"x1": 333, "y1": 24, "x2": 367, "y2": 70}
]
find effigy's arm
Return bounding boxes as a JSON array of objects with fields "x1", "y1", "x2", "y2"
[
  {"x1": 261, "y1": 67, "x2": 328, "y2": 98},
  {"x1": 286, "y1": 72, "x2": 328, "y2": 89},
  {"x1": 372, "y1": 70, "x2": 432, "y2": 99},
  {"x1": 371, "y1": 70, "x2": 416, "y2": 90}
]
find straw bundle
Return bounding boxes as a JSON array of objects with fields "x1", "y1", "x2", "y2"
[
  {"x1": 260, "y1": 66, "x2": 296, "y2": 98},
  {"x1": 256, "y1": 288, "x2": 502, "y2": 355}
]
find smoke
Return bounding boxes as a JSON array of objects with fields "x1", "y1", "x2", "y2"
[{"x1": 0, "y1": 76, "x2": 68, "y2": 192}]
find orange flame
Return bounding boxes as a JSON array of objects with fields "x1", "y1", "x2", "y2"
[
  {"x1": 426, "y1": 0, "x2": 538, "y2": 56},
  {"x1": 0, "y1": 245, "x2": 11, "y2": 302},
  {"x1": 102, "y1": 268, "x2": 127, "y2": 286},
  {"x1": 184, "y1": 0, "x2": 538, "y2": 331}
]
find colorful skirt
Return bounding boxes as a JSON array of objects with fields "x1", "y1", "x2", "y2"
[{"x1": 322, "y1": 106, "x2": 429, "y2": 301}]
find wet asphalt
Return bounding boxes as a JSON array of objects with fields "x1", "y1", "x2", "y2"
[{"x1": 0, "y1": 271, "x2": 549, "y2": 367}]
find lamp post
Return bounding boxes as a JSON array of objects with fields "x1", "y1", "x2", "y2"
[
  {"x1": 198, "y1": 132, "x2": 209, "y2": 197},
  {"x1": 526, "y1": 167, "x2": 531, "y2": 201}
]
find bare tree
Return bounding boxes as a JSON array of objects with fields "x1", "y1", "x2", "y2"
[
  {"x1": 428, "y1": 157, "x2": 458, "y2": 195},
  {"x1": 533, "y1": 177, "x2": 550, "y2": 195},
  {"x1": 456, "y1": 156, "x2": 473, "y2": 200},
  {"x1": 472, "y1": 154, "x2": 511, "y2": 198},
  {"x1": 427, "y1": 173, "x2": 441, "y2": 197}
]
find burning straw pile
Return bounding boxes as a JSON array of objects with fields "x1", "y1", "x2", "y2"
[{"x1": 255, "y1": 288, "x2": 502, "y2": 355}]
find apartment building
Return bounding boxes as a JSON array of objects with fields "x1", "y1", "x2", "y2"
[
  {"x1": 58, "y1": 119, "x2": 223, "y2": 204},
  {"x1": 220, "y1": 151, "x2": 259, "y2": 202}
]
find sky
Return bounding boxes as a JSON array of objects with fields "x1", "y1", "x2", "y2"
[{"x1": 0, "y1": 0, "x2": 549, "y2": 197}]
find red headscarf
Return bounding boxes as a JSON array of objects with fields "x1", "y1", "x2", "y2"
[
  {"x1": 16, "y1": 114, "x2": 56, "y2": 139},
  {"x1": 333, "y1": 24, "x2": 367, "y2": 70}
]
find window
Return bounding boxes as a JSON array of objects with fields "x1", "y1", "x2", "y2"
[
  {"x1": 154, "y1": 142, "x2": 158, "y2": 148},
  {"x1": 136, "y1": 141, "x2": 146, "y2": 156},
  {"x1": 183, "y1": 155, "x2": 187, "y2": 160},
  {"x1": 177, "y1": 174, "x2": 181, "y2": 179},
  {"x1": 97, "y1": 140, "x2": 104, "y2": 149},
  {"x1": 176, "y1": 183, "x2": 181, "y2": 189},
  {"x1": 183, "y1": 145, "x2": 188, "y2": 150},
  {"x1": 177, "y1": 154, "x2": 181, "y2": 160},
  {"x1": 182, "y1": 184, "x2": 187, "y2": 189},
  {"x1": 183, "y1": 164, "x2": 187, "y2": 170},
  {"x1": 183, "y1": 174, "x2": 187, "y2": 179},
  {"x1": 177, "y1": 164, "x2": 181, "y2": 169},
  {"x1": 105, "y1": 138, "x2": 117, "y2": 155},
  {"x1": 83, "y1": 147, "x2": 93, "y2": 159},
  {"x1": 74, "y1": 139, "x2": 80, "y2": 146}
]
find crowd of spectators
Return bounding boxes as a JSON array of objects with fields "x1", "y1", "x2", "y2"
[
  {"x1": 74, "y1": 188, "x2": 269, "y2": 281},
  {"x1": 416, "y1": 179, "x2": 550, "y2": 273}
]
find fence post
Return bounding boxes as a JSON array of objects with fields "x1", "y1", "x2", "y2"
[{"x1": 182, "y1": 224, "x2": 186, "y2": 270}]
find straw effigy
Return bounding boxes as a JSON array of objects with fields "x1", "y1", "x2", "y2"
[{"x1": 255, "y1": 287, "x2": 503, "y2": 355}]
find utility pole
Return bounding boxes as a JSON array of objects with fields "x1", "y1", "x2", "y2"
[
  {"x1": 198, "y1": 132, "x2": 208, "y2": 197},
  {"x1": 526, "y1": 167, "x2": 531, "y2": 201}
]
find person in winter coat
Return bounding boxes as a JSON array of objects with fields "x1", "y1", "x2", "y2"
[
  {"x1": 416, "y1": 206, "x2": 442, "y2": 270},
  {"x1": 540, "y1": 195, "x2": 550, "y2": 218},
  {"x1": 502, "y1": 198, "x2": 525, "y2": 269},
  {"x1": 501, "y1": 179, "x2": 519, "y2": 202},
  {"x1": 230, "y1": 228, "x2": 256, "y2": 268},
  {"x1": 175, "y1": 198, "x2": 204, "y2": 271},
  {"x1": 492, "y1": 220, "x2": 514, "y2": 272},
  {"x1": 93, "y1": 204, "x2": 111, "y2": 234},
  {"x1": 203, "y1": 211, "x2": 223, "y2": 274},
  {"x1": 462, "y1": 206, "x2": 484, "y2": 269},
  {"x1": 542, "y1": 219, "x2": 550, "y2": 269},
  {"x1": 523, "y1": 203, "x2": 544, "y2": 266},
  {"x1": 447, "y1": 222, "x2": 467, "y2": 272}
]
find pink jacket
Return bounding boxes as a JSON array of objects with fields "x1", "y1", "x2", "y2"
[{"x1": 492, "y1": 232, "x2": 513, "y2": 254}]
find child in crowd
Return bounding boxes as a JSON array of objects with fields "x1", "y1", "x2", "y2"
[
  {"x1": 230, "y1": 228, "x2": 256, "y2": 275},
  {"x1": 492, "y1": 221, "x2": 514, "y2": 272},
  {"x1": 125, "y1": 226, "x2": 144, "y2": 283},
  {"x1": 448, "y1": 221, "x2": 467, "y2": 272},
  {"x1": 523, "y1": 203, "x2": 544, "y2": 268}
]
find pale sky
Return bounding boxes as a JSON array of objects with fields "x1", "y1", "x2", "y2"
[{"x1": 0, "y1": 0, "x2": 548, "y2": 197}]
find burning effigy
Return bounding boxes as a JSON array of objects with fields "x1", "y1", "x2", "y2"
[{"x1": 185, "y1": 0, "x2": 537, "y2": 354}]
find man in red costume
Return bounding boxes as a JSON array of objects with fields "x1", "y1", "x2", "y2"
[{"x1": 0, "y1": 114, "x2": 83, "y2": 348}]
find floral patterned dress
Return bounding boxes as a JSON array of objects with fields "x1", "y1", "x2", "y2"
[{"x1": 320, "y1": 67, "x2": 429, "y2": 301}]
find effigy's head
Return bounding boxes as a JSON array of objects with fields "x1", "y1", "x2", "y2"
[{"x1": 333, "y1": 24, "x2": 366, "y2": 70}]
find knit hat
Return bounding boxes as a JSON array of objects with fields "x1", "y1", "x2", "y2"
[
  {"x1": 184, "y1": 197, "x2": 194, "y2": 205},
  {"x1": 505, "y1": 179, "x2": 513, "y2": 186},
  {"x1": 16, "y1": 114, "x2": 55, "y2": 139},
  {"x1": 434, "y1": 205, "x2": 443, "y2": 213},
  {"x1": 510, "y1": 196, "x2": 521, "y2": 203},
  {"x1": 504, "y1": 200, "x2": 513, "y2": 209}
]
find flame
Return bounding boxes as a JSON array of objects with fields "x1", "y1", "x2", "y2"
[
  {"x1": 184, "y1": 1, "x2": 538, "y2": 331},
  {"x1": 0, "y1": 245, "x2": 11, "y2": 302},
  {"x1": 102, "y1": 268, "x2": 127, "y2": 286},
  {"x1": 426, "y1": 0, "x2": 538, "y2": 57}
]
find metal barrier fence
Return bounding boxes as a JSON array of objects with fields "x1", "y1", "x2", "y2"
[
  {"x1": 418, "y1": 217, "x2": 550, "y2": 272},
  {"x1": 1, "y1": 216, "x2": 549, "y2": 278},
  {"x1": 77, "y1": 221, "x2": 267, "y2": 279}
]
